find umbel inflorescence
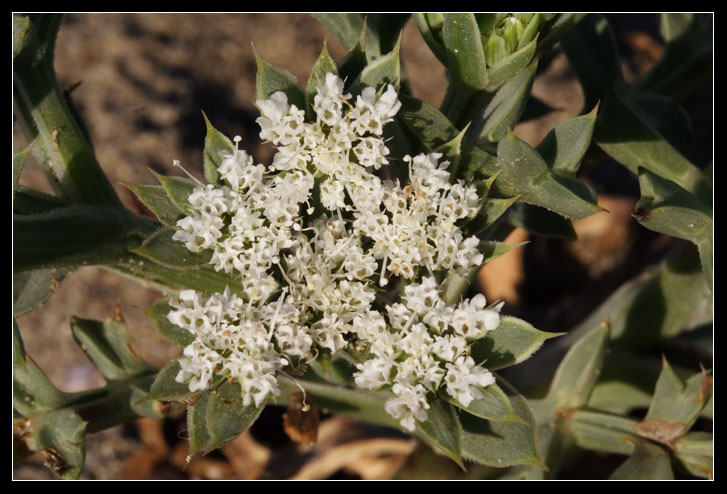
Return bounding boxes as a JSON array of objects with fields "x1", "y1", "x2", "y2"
[{"x1": 167, "y1": 73, "x2": 502, "y2": 431}]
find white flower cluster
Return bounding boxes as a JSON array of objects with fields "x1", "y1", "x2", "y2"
[{"x1": 167, "y1": 72, "x2": 503, "y2": 429}]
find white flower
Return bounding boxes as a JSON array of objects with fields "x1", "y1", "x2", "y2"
[{"x1": 167, "y1": 72, "x2": 506, "y2": 431}]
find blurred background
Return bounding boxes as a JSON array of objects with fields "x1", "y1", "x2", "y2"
[{"x1": 13, "y1": 13, "x2": 712, "y2": 479}]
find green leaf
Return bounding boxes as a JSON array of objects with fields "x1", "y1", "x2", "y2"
[
  {"x1": 568, "y1": 409, "x2": 638, "y2": 456},
  {"x1": 128, "y1": 375, "x2": 165, "y2": 420},
  {"x1": 558, "y1": 239, "x2": 710, "y2": 349},
  {"x1": 396, "y1": 94, "x2": 498, "y2": 180},
  {"x1": 635, "y1": 14, "x2": 712, "y2": 100},
  {"x1": 610, "y1": 440, "x2": 674, "y2": 480},
  {"x1": 442, "y1": 14, "x2": 488, "y2": 90},
  {"x1": 308, "y1": 353, "x2": 356, "y2": 387},
  {"x1": 13, "y1": 206, "x2": 151, "y2": 272},
  {"x1": 546, "y1": 321, "x2": 610, "y2": 410},
  {"x1": 674, "y1": 431, "x2": 713, "y2": 479},
  {"x1": 123, "y1": 183, "x2": 185, "y2": 226},
  {"x1": 637, "y1": 357, "x2": 712, "y2": 444},
  {"x1": 14, "y1": 345, "x2": 71, "y2": 416},
  {"x1": 14, "y1": 186, "x2": 68, "y2": 214},
  {"x1": 131, "y1": 227, "x2": 213, "y2": 269},
  {"x1": 254, "y1": 48, "x2": 306, "y2": 110},
  {"x1": 412, "y1": 13, "x2": 447, "y2": 64},
  {"x1": 594, "y1": 93, "x2": 709, "y2": 199},
  {"x1": 634, "y1": 170, "x2": 712, "y2": 288},
  {"x1": 476, "y1": 60, "x2": 537, "y2": 144},
  {"x1": 478, "y1": 240, "x2": 527, "y2": 265},
  {"x1": 313, "y1": 13, "x2": 364, "y2": 52},
  {"x1": 144, "y1": 298, "x2": 195, "y2": 347},
  {"x1": 110, "y1": 252, "x2": 247, "y2": 299},
  {"x1": 463, "y1": 196, "x2": 518, "y2": 236},
  {"x1": 70, "y1": 317, "x2": 151, "y2": 381},
  {"x1": 306, "y1": 41, "x2": 338, "y2": 120},
  {"x1": 13, "y1": 320, "x2": 26, "y2": 366},
  {"x1": 416, "y1": 398, "x2": 463, "y2": 468},
  {"x1": 504, "y1": 202, "x2": 576, "y2": 240},
  {"x1": 536, "y1": 106, "x2": 598, "y2": 176},
  {"x1": 561, "y1": 14, "x2": 623, "y2": 112},
  {"x1": 349, "y1": 35, "x2": 401, "y2": 96},
  {"x1": 20, "y1": 408, "x2": 87, "y2": 479},
  {"x1": 151, "y1": 172, "x2": 197, "y2": 213},
  {"x1": 14, "y1": 267, "x2": 70, "y2": 317},
  {"x1": 461, "y1": 374, "x2": 541, "y2": 468},
  {"x1": 471, "y1": 316, "x2": 563, "y2": 371},
  {"x1": 631, "y1": 93, "x2": 693, "y2": 147},
  {"x1": 314, "y1": 13, "x2": 408, "y2": 59},
  {"x1": 486, "y1": 38, "x2": 538, "y2": 90},
  {"x1": 537, "y1": 13, "x2": 587, "y2": 52},
  {"x1": 13, "y1": 139, "x2": 36, "y2": 201},
  {"x1": 337, "y1": 23, "x2": 368, "y2": 87},
  {"x1": 446, "y1": 381, "x2": 522, "y2": 423},
  {"x1": 494, "y1": 131, "x2": 600, "y2": 219},
  {"x1": 187, "y1": 388, "x2": 212, "y2": 457},
  {"x1": 201, "y1": 381, "x2": 264, "y2": 455},
  {"x1": 202, "y1": 112, "x2": 234, "y2": 186},
  {"x1": 146, "y1": 359, "x2": 199, "y2": 402}
]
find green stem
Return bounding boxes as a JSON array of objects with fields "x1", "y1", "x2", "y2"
[{"x1": 13, "y1": 14, "x2": 122, "y2": 207}]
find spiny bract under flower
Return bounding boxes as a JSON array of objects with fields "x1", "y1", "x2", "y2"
[{"x1": 168, "y1": 72, "x2": 502, "y2": 430}]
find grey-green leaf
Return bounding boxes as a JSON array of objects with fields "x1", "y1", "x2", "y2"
[
  {"x1": 568, "y1": 409, "x2": 638, "y2": 456},
  {"x1": 442, "y1": 14, "x2": 488, "y2": 90},
  {"x1": 461, "y1": 375, "x2": 541, "y2": 468},
  {"x1": 446, "y1": 381, "x2": 521, "y2": 423},
  {"x1": 131, "y1": 227, "x2": 212, "y2": 269},
  {"x1": 254, "y1": 49, "x2": 306, "y2": 110},
  {"x1": 13, "y1": 139, "x2": 35, "y2": 201},
  {"x1": 635, "y1": 170, "x2": 712, "y2": 288},
  {"x1": 416, "y1": 398, "x2": 463, "y2": 468},
  {"x1": 13, "y1": 267, "x2": 70, "y2": 317},
  {"x1": 70, "y1": 317, "x2": 151, "y2": 381},
  {"x1": 594, "y1": 93, "x2": 709, "y2": 199},
  {"x1": 561, "y1": 14, "x2": 623, "y2": 113},
  {"x1": 546, "y1": 321, "x2": 609, "y2": 409},
  {"x1": 674, "y1": 431, "x2": 713, "y2": 479},
  {"x1": 13, "y1": 206, "x2": 150, "y2": 272},
  {"x1": 21, "y1": 408, "x2": 87, "y2": 479},
  {"x1": 471, "y1": 316, "x2": 563, "y2": 371},
  {"x1": 494, "y1": 131, "x2": 600, "y2": 219},
  {"x1": 504, "y1": 202, "x2": 577, "y2": 240},
  {"x1": 536, "y1": 106, "x2": 598, "y2": 175},
  {"x1": 306, "y1": 42, "x2": 338, "y2": 120},
  {"x1": 151, "y1": 172, "x2": 197, "y2": 213},
  {"x1": 144, "y1": 298, "x2": 195, "y2": 347},
  {"x1": 203, "y1": 381, "x2": 264, "y2": 455},
  {"x1": 348, "y1": 35, "x2": 401, "y2": 96},
  {"x1": 396, "y1": 94, "x2": 498, "y2": 180},
  {"x1": 123, "y1": 183, "x2": 185, "y2": 226},
  {"x1": 610, "y1": 440, "x2": 674, "y2": 480},
  {"x1": 642, "y1": 357, "x2": 712, "y2": 435},
  {"x1": 146, "y1": 359, "x2": 199, "y2": 402},
  {"x1": 476, "y1": 60, "x2": 537, "y2": 144},
  {"x1": 187, "y1": 389, "x2": 212, "y2": 457},
  {"x1": 486, "y1": 37, "x2": 538, "y2": 90},
  {"x1": 202, "y1": 112, "x2": 234, "y2": 186},
  {"x1": 635, "y1": 13, "x2": 712, "y2": 100}
]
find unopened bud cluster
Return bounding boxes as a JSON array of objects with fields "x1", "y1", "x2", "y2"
[{"x1": 168, "y1": 73, "x2": 502, "y2": 430}]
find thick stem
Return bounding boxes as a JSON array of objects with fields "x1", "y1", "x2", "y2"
[{"x1": 13, "y1": 14, "x2": 122, "y2": 207}]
